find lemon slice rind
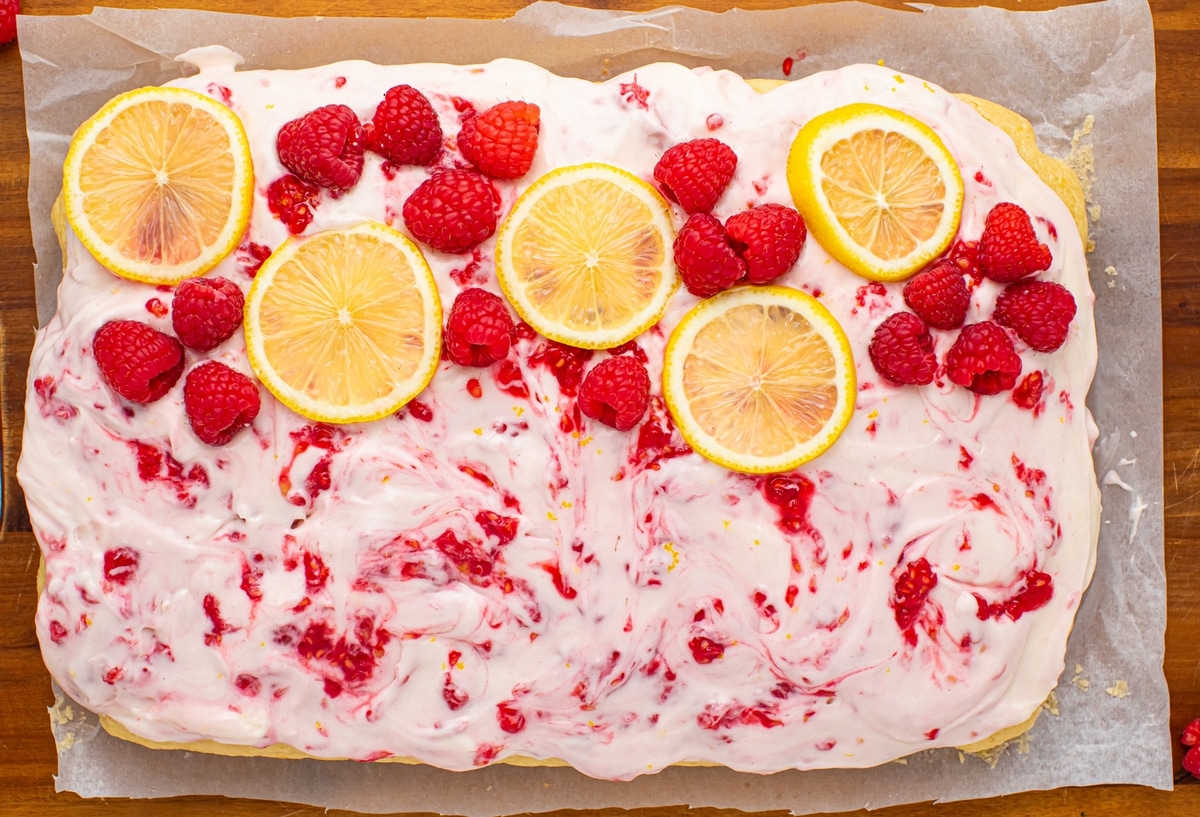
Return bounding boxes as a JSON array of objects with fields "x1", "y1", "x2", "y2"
[
  {"x1": 496, "y1": 163, "x2": 677, "y2": 350},
  {"x1": 788, "y1": 103, "x2": 963, "y2": 283},
  {"x1": 663, "y1": 285, "x2": 856, "y2": 474},
  {"x1": 63, "y1": 86, "x2": 254, "y2": 286},
  {"x1": 244, "y1": 222, "x2": 442, "y2": 425}
]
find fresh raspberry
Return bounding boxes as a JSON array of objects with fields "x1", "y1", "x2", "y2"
[
  {"x1": 171, "y1": 276, "x2": 244, "y2": 352},
  {"x1": 653, "y1": 138, "x2": 737, "y2": 215},
  {"x1": 578, "y1": 356, "x2": 651, "y2": 431},
  {"x1": 402, "y1": 169, "x2": 500, "y2": 254},
  {"x1": 993, "y1": 280, "x2": 1077, "y2": 353},
  {"x1": 977, "y1": 202, "x2": 1052, "y2": 283},
  {"x1": 1182, "y1": 717, "x2": 1200, "y2": 747},
  {"x1": 724, "y1": 204, "x2": 806, "y2": 284},
  {"x1": 276, "y1": 104, "x2": 366, "y2": 192},
  {"x1": 945, "y1": 321, "x2": 1023, "y2": 395},
  {"x1": 445, "y1": 288, "x2": 516, "y2": 367},
  {"x1": 183, "y1": 361, "x2": 261, "y2": 446},
  {"x1": 1185, "y1": 744, "x2": 1200, "y2": 778},
  {"x1": 458, "y1": 100, "x2": 541, "y2": 180},
  {"x1": 903, "y1": 260, "x2": 970, "y2": 330},
  {"x1": 673, "y1": 213, "x2": 746, "y2": 298},
  {"x1": 868, "y1": 313, "x2": 938, "y2": 386},
  {"x1": 0, "y1": 0, "x2": 18, "y2": 45},
  {"x1": 93, "y1": 320, "x2": 184, "y2": 404},
  {"x1": 266, "y1": 174, "x2": 321, "y2": 234},
  {"x1": 365, "y1": 84, "x2": 443, "y2": 166}
]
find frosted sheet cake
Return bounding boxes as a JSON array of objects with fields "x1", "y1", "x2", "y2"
[{"x1": 20, "y1": 54, "x2": 1098, "y2": 781}]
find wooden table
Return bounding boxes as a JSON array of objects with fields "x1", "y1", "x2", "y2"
[{"x1": 1, "y1": 1, "x2": 1196, "y2": 815}]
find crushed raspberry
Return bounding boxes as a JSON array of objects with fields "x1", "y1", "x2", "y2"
[
  {"x1": 402, "y1": 168, "x2": 499, "y2": 254},
  {"x1": 1012, "y1": 371, "x2": 1045, "y2": 411},
  {"x1": 183, "y1": 361, "x2": 261, "y2": 446},
  {"x1": 131, "y1": 442, "x2": 209, "y2": 506},
  {"x1": 443, "y1": 678, "x2": 469, "y2": 710},
  {"x1": 103, "y1": 548, "x2": 139, "y2": 585},
  {"x1": 892, "y1": 557, "x2": 937, "y2": 645},
  {"x1": 444, "y1": 288, "x2": 516, "y2": 367},
  {"x1": 434, "y1": 530, "x2": 493, "y2": 584},
  {"x1": 202, "y1": 594, "x2": 233, "y2": 646},
  {"x1": 235, "y1": 674, "x2": 261, "y2": 696},
  {"x1": 529, "y1": 341, "x2": 593, "y2": 397},
  {"x1": 689, "y1": 636, "x2": 725, "y2": 664},
  {"x1": 494, "y1": 359, "x2": 530, "y2": 400},
  {"x1": 145, "y1": 298, "x2": 168, "y2": 317},
  {"x1": 946, "y1": 239, "x2": 983, "y2": 282},
  {"x1": 238, "y1": 242, "x2": 273, "y2": 278},
  {"x1": 48, "y1": 620, "x2": 68, "y2": 644},
  {"x1": 724, "y1": 203, "x2": 806, "y2": 284},
  {"x1": 973, "y1": 569, "x2": 1054, "y2": 621},
  {"x1": 458, "y1": 100, "x2": 541, "y2": 180},
  {"x1": 475, "y1": 510, "x2": 518, "y2": 545},
  {"x1": 608, "y1": 339, "x2": 649, "y2": 366},
  {"x1": 868, "y1": 312, "x2": 938, "y2": 386},
  {"x1": 945, "y1": 321, "x2": 1023, "y2": 395},
  {"x1": 103, "y1": 667, "x2": 124, "y2": 685},
  {"x1": 993, "y1": 279, "x2": 1077, "y2": 353},
  {"x1": 782, "y1": 56, "x2": 794, "y2": 76},
  {"x1": 93, "y1": 320, "x2": 184, "y2": 404},
  {"x1": 407, "y1": 400, "x2": 434, "y2": 422},
  {"x1": 902, "y1": 260, "x2": 970, "y2": 330},
  {"x1": 497, "y1": 700, "x2": 526, "y2": 733},
  {"x1": 762, "y1": 474, "x2": 816, "y2": 535},
  {"x1": 266, "y1": 174, "x2": 321, "y2": 234},
  {"x1": 618, "y1": 75, "x2": 650, "y2": 109},
  {"x1": 673, "y1": 212, "x2": 746, "y2": 298},
  {"x1": 171, "y1": 276, "x2": 244, "y2": 352},
  {"x1": 539, "y1": 561, "x2": 577, "y2": 600},
  {"x1": 276, "y1": 104, "x2": 366, "y2": 192},
  {"x1": 304, "y1": 551, "x2": 330, "y2": 592},
  {"x1": 653, "y1": 138, "x2": 738, "y2": 215},
  {"x1": 578, "y1": 356, "x2": 651, "y2": 431},
  {"x1": 365, "y1": 84, "x2": 443, "y2": 166},
  {"x1": 240, "y1": 558, "x2": 263, "y2": 602},
  {"x1": 977, "y1": 202, "x2": 1053, "y2": 282},
  {"x1": 698, "y1": 702, "x2": 783, "y2": 730},
  {"x1": 633, "y1": 396, "x2": 692, "y2": 469}
]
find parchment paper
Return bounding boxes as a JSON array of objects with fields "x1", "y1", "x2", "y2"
[{"x1": 18, "y1": 0, "x2": 1169, "y2": 812}]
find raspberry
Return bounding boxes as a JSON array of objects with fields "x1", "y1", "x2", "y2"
[
  {"x1": 402, "y1": 169, "x2": 500, "y2": 254},
  {"x1": 0, "y1": 0, "x2": 18, "y2": 45},
  {"x1": 578, "y1": 356, "x2": 651, "y2": 431},
  {"x1": 93, "y1": 320, "x2": 184, "y2": 404},
  {"x1": 1011, "y1": 371, "x2": 1045, "y2": 410},
  {"x1": 993, "y1": 279, "x2": 1077, "y2": 353},
  {"x1": 1182, "y1": 718, "x2": 1200, "y2": 747},
  {"x1": 276, "y1": 104, "x2": 366, "y2": 192},
  {"x1": 977, "y1": 202, "x2": 1052, "y2": 283},
  {"x1": 868, "y1": 313, "x2": 938, "y2": 386},
  {"x1": 653, "y1": 138, "x2": 737, "y2": 215},
  {"x1": 946, "y1": 239, "x2": 982, "y2": 281},
  {"x1": 1185, "y1": 744, "x2": 1200, "y2": 778},
  {"x1": 724, "y1": 204, "x2": 806, "y2": 284},
  {"x1": 902, "y1": 260, "x2": 970, "y2": 330},
  {"x1": 266, "y1": 174, "x2": 321, "y2": 234},
  {"x1": 945, "y1": 321, "x2": 1023, "y2": 395},
  {"x1": 673, "y1": 213, "x2": 746, "y2": 298},
  {"x1": 458, "y1": 100, "x2": 541, "y2": 180},
  {"x1": 892, "y1": 557, "x2": 937, "y2": 644},
  {"x1": 445, "y1": 288, "x2": 516, "y2": 367},
  {"x1": 171, "y1": 276, "x2": 244, "y2": 352},
  {"x1": 183, "y1": 361, "x2": 261, "y2": 446},
  {"x1": 365, "y1": 84, "x2": 443, "y2": 166}
]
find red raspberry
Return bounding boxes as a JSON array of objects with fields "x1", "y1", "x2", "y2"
[
  {"x1": 724, "y1": 204, "x2": 806, "y2": 284},
  {"x1": 977, "y1": 202, "x2": 1052, "y2": 283},
  {"x1": 171, "y1": 276, "x2": 244, "y2": 352},
  {"x1": 1185, "y1": 744, "x2": 1200, "y2": 778},
  {"x1": 402, "y1": 169, "x2": 500, "y2": 254},
  {"x1": 93, "y1": 320, "x2": 184, "y2": 404},
  {"x1": 653, "y1": 138, "x2": 737, "y2": 215},
  {"x1": 868, "y1": 312, "x2": 938, "y2": 386},
  {"x1": 946, "y1": 239, "x2": 982, "y2": 281},
  {"x1": 0, "y1": 0, "x2": 18, "y2": 45},
  {"x1": 578, "y1": 356, "x2": 651, "y2": 431},
  {"x1": 458, "y1": 100, "x2": 541, "y2": 180},
  {"x1": 365, "y1": 84, "x2": 443, "y2": 166},
  {"x1": 276, "y1": 104, "x2": 366, "y2": 192},
  {"x1": 673, "y1": 213, "x2": 746, "y2": 298},
  {"x1": 1011, "y1": 371, "x2": 1045, "y2": 410},
  {"x1": 903, "y1": 260, "x2": 970, "y2": 330},
  {"x1": 266, "y1": 174, "x2": 321, "y2": 234},
  {"x1": 993, "y1": 280, "x2": 1077, "y2": 353},
  {"x1": 183, "y1": 361, "x2": 261, "y2": 446},
  {"x1": 1181, "y1": 718, "x2": 1200, "y2": 748},
  {"x1": 445, "y1": 288, "x2": 516, "y2": 367},
  {"x1": 892, "y1": 557, "x2": 938, "y2": 641},
  {"x1": 945, "y1": 321, "x2": 1023, "y2": 395}
]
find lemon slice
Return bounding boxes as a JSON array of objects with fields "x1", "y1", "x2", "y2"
[
  {"x1": 787, "y1": 103, "x2": 963, "y2": 282},
  {"x1": 62, "y1": 86, "x2": 254, "y2": 285},
  {"x1": 244, "y1": 222, "x2": 442, "y2": 424},
  {"x1": 496, "y1": 163, "x2": 677, "y2": 349},
  {"x1": 663, "y1": 286, "x2": 855, "y2": 473}
]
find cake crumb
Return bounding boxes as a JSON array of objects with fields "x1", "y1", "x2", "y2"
[
  {"x1": 1042, "y1": 691, "x2": 1060, "y2": 716},
  {"x1": 1066, "y1": 114, "x2": 1096, "y2": 206},
  {"x1": 1105, "y1": 265, "x2": 1118, "y2": 278},
  {"x1": 1071, "y1": 665, "x2": 1090, "y2": 690},
  {"x1": 1088, "y1": 204, "x2": 1101, "y2": 222},
  {"x1": 1106, "y1": 680, "x2": 1130, "y2": 698}
]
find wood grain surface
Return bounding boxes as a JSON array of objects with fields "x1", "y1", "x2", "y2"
[{"x1": 1, "y1": 1, "x2": 1197, "y2": 815}]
